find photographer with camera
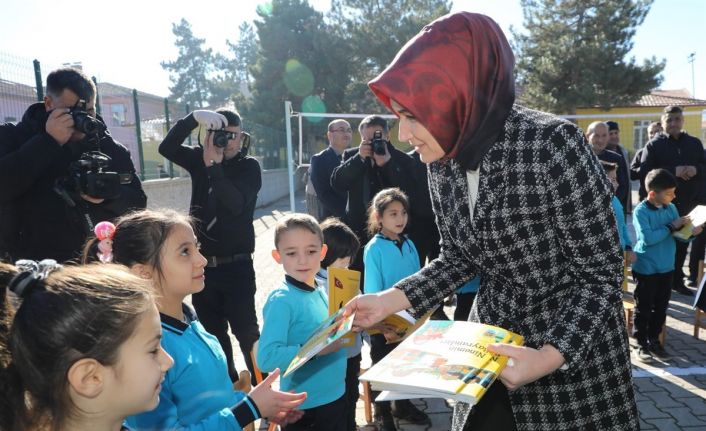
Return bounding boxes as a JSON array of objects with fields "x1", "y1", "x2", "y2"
[
  {"x1": 331, "y1": 115, "x2": 416, "y2": 271},
  {"x1": 0, "y1": 68, "x2": 146, "y2": 263},
  {"x1": 158, "y1": 108, "x2": 262, "y2": 386}
]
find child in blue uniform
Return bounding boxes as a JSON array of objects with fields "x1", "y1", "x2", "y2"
[
  {"x1": 0, "y1": 261, "x2": 173, "y2": 431},
  {"x1": 363, "y1": 187, "x2": 430, "y2": 430},
  {"x1": 315, "y1": 217, "x2": 363, "y2": 431},
  {"x1": 601, "y1": 161, "x2": 637, "y2": 264},
  {"x1": 85, "y1": 209, "x2": 306, "y2": 430},
  {"x1": 258, "y1": 213, "x2": 347, "y2": 431}
]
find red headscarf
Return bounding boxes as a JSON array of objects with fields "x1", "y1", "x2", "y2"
[{"x1": 369, "y1": 12, "x2": 515, "y2": 170}]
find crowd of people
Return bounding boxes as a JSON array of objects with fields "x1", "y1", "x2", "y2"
[{"x1": 0, "y1": 10, "x2": 704, "y2": 431}]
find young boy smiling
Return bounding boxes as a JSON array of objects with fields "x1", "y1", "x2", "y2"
[{"x1": 257, "y1": 213, "x2": 347, "y2": 431}]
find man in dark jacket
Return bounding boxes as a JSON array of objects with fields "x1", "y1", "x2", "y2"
[
  {"x1": 0, "y1": 68, "x2": 145, "y2": 263},
  {"x1": 586, "y1": 121, "x2": 626, "y2": 194},
  {"x1": 308, "y1": 119, "x2": 350, "y2": 220},
  {"x1": 159, "y1": 108, "x2": 262, "y2": 384},
  {"x1": 641, "y1": 105, "x2": 706, "y2": 296},
  {"x1": 331, "y1": 115, "x2": 416, "y2": 270},
  {"x1": 606, "y1": 120, "x2": 631, "y2": 212}
]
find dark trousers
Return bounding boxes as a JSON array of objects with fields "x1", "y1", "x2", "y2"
[
  {"x1": 633, "y1": 271, "x2": 672, "y2": 346},
  {"x1": 370, "y1": 333, "x2": 399, "y2": 414},
  {"x1": 462, "y1": 381, "x2": 517, "y2": 431},
  {"x1": 689, "y1": 229, "x2": 706, "y2": 279},
  {"x1": 408, "y1": 218, "x2": 440, "y2": 267},
  {"x1": 673, "y1": 240, "x2": 689, "y2": 287},
  {"x1": 192, "y1": 259, "x2": 260, "y2": 384},
  {"x1": 345, "y1": 354, "x2": 362, "y2": 431},
  {"x1": 454, "y1": 292, "x2": 477, "y2": 322},
  {"x1": 283, "y1": 394, "x2": 346, "y2": 431}
]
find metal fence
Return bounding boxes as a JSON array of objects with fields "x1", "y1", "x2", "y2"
[{"x1": 0, "y1": 52, "x2": 288, "y2": 180}]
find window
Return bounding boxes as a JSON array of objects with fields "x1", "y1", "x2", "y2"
[
  {"x1": 633, "y1": 120, "x2": 652, "y2": 150},
  {"x1": 111, "y1": 104, "x2": 126, "y2": 127}
]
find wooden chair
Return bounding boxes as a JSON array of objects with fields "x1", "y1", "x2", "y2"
[
  {"x1": 249, "y1": 342, "x2": 278, "y2": 431},
  {"x1": 358, "y1": 368, "x2": 374, "y2": 424}
]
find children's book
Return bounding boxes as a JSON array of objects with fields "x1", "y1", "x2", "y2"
[
  {"x1": 674, "y1": 205, "x2": 706, "y2": 241},
  {"x1": 327, "y1": 267, "x2": 361, "y2": 346},
  {"x1": 283, "y1": 308, "x2": 355, "y2": 377},
  {"x1": 367, "y1": 308, "x2": 435, "y2": 344},
  {"x1": 359, "y1": 320, "x2": 524, "y2": 405}
]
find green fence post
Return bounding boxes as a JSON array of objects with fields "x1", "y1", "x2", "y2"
[
  {"x1": 33, "y1": 59, "x2": 43, "y2": 101},
  {"x1": 92, "y1": 76, "x2": 101, "y2": 116},
  {"x1": 185, "y1": 103, "x2": 192, "y2": 146},
  {"x1": 132, "y1": 89, "x2": 145, "y2": 180},
  {"x1": 164, "y1": 98, "x2": 173, "y2": 178}
]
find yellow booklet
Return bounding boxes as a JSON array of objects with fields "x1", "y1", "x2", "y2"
[
  {"x1": 674, "y1": 205, "x2": 706, "y2": 241},
  {"x1": 360, "y1": 320, "x2": 523, "y2": 405},
  {"x1": 367, "y1": 308, "x2": 435, "y2": 343},
  {"x1": 327, "y1": 267, "x2": 361, "y2": 346}
]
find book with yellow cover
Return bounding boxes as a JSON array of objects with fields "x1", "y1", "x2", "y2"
[
  {"x1": 674, "y1": 205, "x2": 706, "y2": 241},
  {"x1": 359, "y1": 320, "x2": 523, "y2": 405},
  {"x1": 327, "y1": 267, "x2": 361, "y2": 346},
  {"x1": 367, "y1": 308, "x2": 435, "y2": 343}
]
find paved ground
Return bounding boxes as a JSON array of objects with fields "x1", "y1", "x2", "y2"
[{"x1": 221, "y1": 192, "x2": 706, "y2": 430}]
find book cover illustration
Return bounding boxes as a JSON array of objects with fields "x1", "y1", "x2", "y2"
[
  {"x1": 360, "y1": 320, "x2": 523, "y2": 405},
  {"x1": 327, "y1": 267, "x2": 361, "y2": 347},
  {"x1": 367, "y1": 308, "x2": 436, "y2": 343},
  {"x1": 283, "y1": 307, "x2": 355, "y2": 377}
]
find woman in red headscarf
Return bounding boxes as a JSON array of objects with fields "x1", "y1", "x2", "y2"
[{"x1": 346, "y1": 12, "x2": 638, "y2": 431}]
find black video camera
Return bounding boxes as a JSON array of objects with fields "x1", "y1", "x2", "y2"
[
  {"x1": 68, "y1": 100, "x2": 106, "y2": 135},
  {"x1": 371, "y1": 130, "x2": 387, "y2": 156},
  {"x1": 67, "y1": 151, "x2": 121, "y2": 200}
]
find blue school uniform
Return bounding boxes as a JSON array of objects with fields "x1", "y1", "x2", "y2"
[
  {"x1": 257, "y1": 275, "x2": 346, "y2": 410},
  {"x1": 126, "y1": 304, "x2": 259, "y2": 431},
  {"x1": 632, "y1": 200, "x2": 678, "y2": 275},
  {"x1": 611, "y1": 196, "x2": 633, "y2": 251},
  {"x1": 363, "y1": 233, "x2": 420, "y2": 294}
]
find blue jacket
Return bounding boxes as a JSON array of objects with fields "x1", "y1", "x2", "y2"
[
  {"x1": 309, "y1": 146, "x2": 346, "y2": 219},
  {"x1": 611, "y1": 196, "x2": 632, "y2": 251},
  {"x1": 456, "y1": 277, "x2": 480, "y2": 294},
  {"x1": 363, "y1": 233, "x2": 420, "y2": 294},
  {"x1": 126, "y1": 305, "x2": 259, "y2": 430},
  {"x1": 632, "y1": 200, "x2": 679, "y2": 275},
  {"x1": 257, "y1": 276, "x2": 346, "y2": 410}
]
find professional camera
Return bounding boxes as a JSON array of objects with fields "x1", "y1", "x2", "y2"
[
  {"x1": 68, "y1": 101, "x2": 106, "y2": 135},
  {"x1": 371, "y1": 130, "x2": 387, "y2": 156},
  {"x1": 212, "y1": 129, "x2": 230, "y2": 148},
  {"x1": 67, "y1": 151, "x2": 121, "y2": 200}
]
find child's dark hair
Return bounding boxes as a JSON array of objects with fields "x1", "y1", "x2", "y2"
[
  {"x1": 600, "y1": 160, "x2": 618, "y2": 174},
  {"x1": 320, "y1": 218, "x2": 360, "y2": 269},
  {"x1": 0, "y1": 262, "x2": 154, "y2": 431},
  {"x1": 274, "y1": 213, "x2": 323, "y2": 249},
  {"x1": 645, "y1": 168, "x2": 677, "y2": 193},
  {"x1": 367, "y1": 188, "x2": 409, "y2": 236},
  {"x1": 83, "y1": 209, "x2": 193, "y2": 284}
]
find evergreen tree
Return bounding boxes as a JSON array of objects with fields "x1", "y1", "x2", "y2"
[
  {"x1": 513, "y1": 0, "x2": 665, "y2": 114},
  {"x1": 210, "y1": 22, "x2": 259, "y2": 108},
  {"x1": 328, "y1": 0, "x2": 451, "y2": 112},
  {"x1": 161, "y1": 19, "x2": 215, "y2": 108}
]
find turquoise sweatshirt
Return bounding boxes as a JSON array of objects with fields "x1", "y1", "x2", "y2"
[
  {"x1": 632, "y1": 200, "x2": 679, "y2": 275},
  {"x1": 257, "y1": 276, "x2": 346, "y2": 410},
  {"x1": 363, "y1": 233, "x2": 420, "y2": 294},
  {"x1": 611, "y1": 196, "x2": 633, "y2": 251}
]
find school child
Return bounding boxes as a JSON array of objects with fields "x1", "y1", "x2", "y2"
[
  {"x1": 601, "y1": 160, "x2": 637, "y2": 264},
  {"x1": 258, "y1": 213, "x2": 348, "y2": 431},
  {"x1": 632, "y1": 169, "x2": 701, "y2": 361},
  {"x1": 363, "y1": 188, "x2": 430, "y2": 430},
  {"x1": 315, "y1": 217, "x2": 364, "y2": 431},
  {"x1": 85, "y1": 209, "x2": 306, "y2": 430},
  {"x1": 0, "y1": 260, "x2": 173, "y2": 431}
]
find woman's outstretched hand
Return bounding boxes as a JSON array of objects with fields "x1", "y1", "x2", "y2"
[{"x1": 343, "y1": 288, "x2": 412, "y2": 331}]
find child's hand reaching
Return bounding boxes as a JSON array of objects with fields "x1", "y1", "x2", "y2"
[
  {"x1": 248, "y1": 369, "x2": 307, "y2": 423},
  {"x1": 671, "y1": 216, "x2": 690, "y2": 230}
]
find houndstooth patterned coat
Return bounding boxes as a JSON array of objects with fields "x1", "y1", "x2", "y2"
[{"x1": 396, "y1": 106, "x2": 639, "y2": 430}]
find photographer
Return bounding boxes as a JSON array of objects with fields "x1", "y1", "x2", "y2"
[
  {"x1": 331, "y1": 115, "x2": 416, "y2": 271},
  {"x1": 0, "y1": 68, "x2": 146, "y2": 263},
  {"x1": 158, "y1": 108, "x2": 262, "y2": 385}
]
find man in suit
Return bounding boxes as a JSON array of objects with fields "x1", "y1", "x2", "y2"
[{"x1": 309, "y1": 119, "x2": 351, "y2": 220}]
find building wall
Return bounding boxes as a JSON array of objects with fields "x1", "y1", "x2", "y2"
[
  {"x1": 574, "y1": 106, "x2": 706, "y2": 153},
  {"x1": 143, "y1": 168, "x2": 297, "y2": 214}
]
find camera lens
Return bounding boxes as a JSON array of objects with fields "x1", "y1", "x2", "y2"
[{"x1": 212, "y1": 130, "x2": 229, "y2": 148}]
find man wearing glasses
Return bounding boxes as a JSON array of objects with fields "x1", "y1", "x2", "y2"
[
  {"x1": 159, "y1": 108, "x2": 262, "y2": 385},
  {"x1": 309, "y1": 119, "x2": 352, "y2": 220}
]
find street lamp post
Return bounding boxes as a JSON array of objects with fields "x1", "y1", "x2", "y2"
[{"x1": 687, "y1": 52, "x2": 695, "y2": 98}]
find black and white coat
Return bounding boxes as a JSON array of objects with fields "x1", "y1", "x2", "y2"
[{"x1": 396, "y1": 106, "x2": 638, "y2": 430}]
